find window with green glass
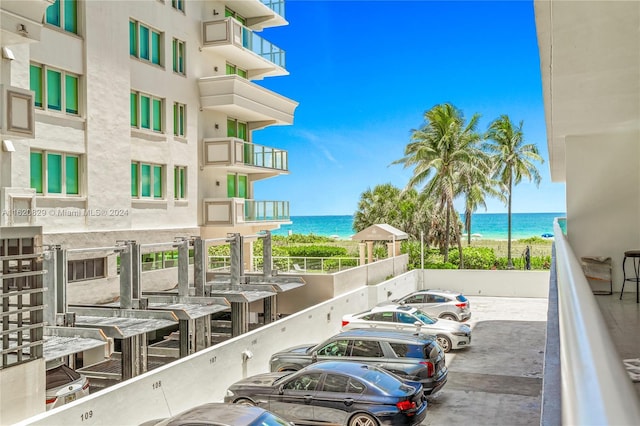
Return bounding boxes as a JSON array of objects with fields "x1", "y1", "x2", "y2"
[
  {"x1": 65, "y1": 156, "x2": 79, "y2": 195},
  {"x1": 227, "y1": 118, "x2": 248, "y2": 141},
  {"x1": 226, "y1": 62, "x2": 247, "y2": 79},
  {"x1": 141, "y1": 164, "x2": 151, "y2": 197},
  {"x1": 225, "y1": 7, "x2": 246, "y2": 25},
  {"x1": 227, "y1": 119, "x2": 237, "y2": 138},
  {"x1": 131, "y1": 163, "x2": 139, "y2": 196},
  {"x1": 140, "y1": 95, "x2": 150, "y2": 129},
  {"x1": 238, "y1": 122, "x2": 247, "y2": 141},
  {"x1": 174, "y1": 166, "x2": 186, "y2": 199},
  {"x1": 46, "y1": 0, "x2": 77, "y2": 34},
  {"x1": 129, "y1": 21, "x2": 138, "y2": 56},
  {"x1": 152, "y1": 98, "x2": 162, "y2": 131},
  {"x1": 173, "y1": 102, "x2": 185, "y2": 137},
  {"x1": 238, "y1": 175, "x2": 247, "y2": 198},
  {"x1": 153, "y1": 165, "x2": 162, "y2": 198},
  {"x1": 172, "y1": 0, "x2": 184, "y2": 12},
  {"x1": 238, "y1": 68, "x2": 247, "y2": 78},
  {"x1": 130, "y1": 92, "x2": 138, "y2": 126},
  {"x1": 65, "y1": 75, "x2": 78, "y2": 114},
  {"x1": 130, "y1": 20, "x2": 162, "y2": 66},
  {"x1": 172, "y1": 39, "x2": 185, "y2": 75},
  {"x1": 227, "y1": 174, "x2": 235, "y2": 197},
  {"x1": 47, "y1": 69, "x2": 62, "y2": 111},
  {"x1": 30, "y1": 65, "x2": 43, "y2": 108},
  {"x1": 47, "y1": 153, "x2": 62, "y2": 194},
  {"x1": 30, "y1": 152, "x2": 43, "y2": 194}
]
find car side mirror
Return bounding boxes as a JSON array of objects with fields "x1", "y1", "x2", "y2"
[
  {"x1": 414, "y1": 321, "x2": 423, "y2": 334},
  {"x1": 278, "y1": 384, "x2": 284, "y2": 394},
  {"x1": 311, "y1": 351, "x2": 318, "y2": 363}
]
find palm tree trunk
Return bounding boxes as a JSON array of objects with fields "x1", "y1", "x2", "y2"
[
  {"x1": 465, "y1": 210, "x2": 472, "y2": 245},
  {"x1": 507, "y1": 173, "x2": 514, "y2": 269},
  {"x1": 444, "y1": 206, "x2": 451, "y2": 263},
  {"x1": 456, "y1": 205, "x2": 465, "y2": 269}
]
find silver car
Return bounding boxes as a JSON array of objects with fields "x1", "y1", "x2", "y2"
[
  {"x1": 394, "y1": 289, "x2": 471, "y2": 322},
  {"x1": 341, "y1": 305, "x2": 471, "y2": 353}
]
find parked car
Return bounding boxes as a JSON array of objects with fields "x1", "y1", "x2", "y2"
[
  {"x1": 139, "y1": 402, "x2": 292, "y2": 426},
  {"x1": 45, "y1": 359, "x2": 90, "y2": 410},
  {"x1": 392, "y1": 289, "x2": 471, "y2": 322},
  {"x1": 225, "y1": 361, "x2": 427, "y2": 426},
  {"x1": 342, "y1": 304, "x2": 471, "y2": 353},
  {"x1": 269, "y1": 329, "x2": 447, "y2": 395}
]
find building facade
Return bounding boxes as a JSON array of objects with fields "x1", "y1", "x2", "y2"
[{"x1": 1, "y1": 0, "x2": 297, "y2": 302}]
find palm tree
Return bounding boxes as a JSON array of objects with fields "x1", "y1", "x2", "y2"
[
  {"x1": 393, "y1": 103, "x2": 482, "y2": 267},
  {"x1": 457, "y1": 155, "x2": 505, "y2": 245},
  {"x1": 485, "y1": 115, "x2": 543, "y2": 268}
]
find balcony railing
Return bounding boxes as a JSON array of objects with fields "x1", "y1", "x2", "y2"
[
  {"x1": 204, "y1": 198, "x2": 289, "y2": 226},
  {"x1": 261, "y1": 0, "x2": 285, "y2": 18},
  {"x1": 208, "y1": 255, "x2": 360, "y2": 273},
  {"x1": 203, "y1": 18, "x2": 286, "y2": 69},
  {"x1": 551, "y1": 218, "x2": 640, "y2": 424},
  {"x1": 203, "y1": 138, "x2": 288, "y2": 175}
]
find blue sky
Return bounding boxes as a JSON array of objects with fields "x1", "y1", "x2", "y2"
[{"x1": 254, "y1": 0, "x2": 567, "y2": 216}]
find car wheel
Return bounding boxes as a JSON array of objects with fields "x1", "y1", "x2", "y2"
[
  {"x1": 440, "y1": 314, "x2": 458, "y2": 321},
  {"x1": 437, "y1": 335, "x2": 452, "y2": 353},
  {"x1": 234, "y1": 398, "x2": 255, "y2": 406},
  {"x1": 349, "y1": 413, "x2": 378, "y2": 426}
]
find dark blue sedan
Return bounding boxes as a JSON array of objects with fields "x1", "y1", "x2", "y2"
[{"x1": 224, "y1": 361, "x2": 427, "y2": 426}]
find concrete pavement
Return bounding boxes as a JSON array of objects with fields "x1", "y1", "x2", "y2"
[{"x1": 422, "y1": 296, "x2": 548, "y2": 426}]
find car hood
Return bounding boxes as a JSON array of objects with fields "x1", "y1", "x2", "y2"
[{"x1": 230, "y1": 372, "x2": 290, "y2": 389}]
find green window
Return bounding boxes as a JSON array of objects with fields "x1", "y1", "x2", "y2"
[
  {"x1": 174, "y1": 166, "x2": 186, "y2": 199},
  {"x1": 172, "y1": 0, "x2": 184, "y2": 12},
  {"x1": 46, "y1": 0, "x2": 77, "y2": 34},
  {"x1": 238, "y1": 122, "x2": 247, "y2": 141},
  {"x1": 172, "y1": 39, "x2": 185, "y2": 75},
  {"x1": 63, "y1": 0, "x2": 77, "y2": 33},
  {"x1": 151, "y1": 31, "x2": 161, "y2": 65},
  {"x1": 153, "y1": 165, "x2": 162, "y2": 198},
  {"x1": 130, "y1": 92, "x2": 138, "y2": 126},
  {"x1": 238, "y1": 175, "x2": 247, "y2": 198},
  {"x1": 141, "y1": 164, "x2": 151, "y2": 197},
  {"x1": 47, "y1": 153, "x2": 62, "y2": 194},
  {"x1": 30, "y1": 152, "x2": 43, "y2": 194},
  {"x1": 140, "y1": 95, "x2": 150, "y2": 129},
  {"x1": 227, "y1": 174, "x2": 235, "y2": 197},
  {"x1": 173, "y1": 102, "x2": 185, "y2": 136},
  {"x1": 47, "y1": 69, "x2": 62, "y2": 111},
  {"x1": 66, "y1": 156, "x2": 79, "y2": 195},
  {"x1": 227, "y1": 119, "x2": 248, "y2": 141},
  {"x1": 65, "y1": 74, "x2": 78, "y2": 114},
  {"x1": 238, "y1": 68, "x2": 247, "y2": 79},
  {"x1": 227, "y1": 119, "x2": 237, "y2": 138},
  {"x1": 139, "y1": 26, "x2": 150, "y2": 60},
  {"x1": 226, "y1": 63, "x2": 247, "y2": 79},
  {"x1": 226, "y1": 63, "x2": 236, "y2": 75},
  {"x1": 129, "y1": 21, "x2": 138, "y2": 56},
  {"x1": 152, "y1": 98, "x2": 162, "y2": 131},
  {"x1": 131, "y1": 163, "x2": 139, "y2": 197},
  {"x1": 46, "y1": 1, "x2": 61, "y2": 27},
  {"x1": 30, "y1": 65, "x2": 42, "y2": 108}
]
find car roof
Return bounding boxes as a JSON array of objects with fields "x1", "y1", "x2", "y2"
[
  {"x1": 305, "y1": 361, "x2": 383, "y2": 376},
  {"x1": 162, "y1": 403, "x2": 267, "y2": 425},
  {"x1": 422, "y1": 289, "x2": 460, "y2": 296},
  {"x1": 364, "y1": 305, "x2": 420, "y2": 314},
  {"x1": 333, "y1": 328, "x2": 435, "y2": 344}
]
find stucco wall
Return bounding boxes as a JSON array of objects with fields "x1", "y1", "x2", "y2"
[
  {"x1": 422, "y1": 269, "x2": 550, "y2": 298},
  {"x1": 566, "y1": 130, "x2": 640, "y2": 293},
  {"x1": 0, "y1": 359, "x2": 45, "y2": 425}
]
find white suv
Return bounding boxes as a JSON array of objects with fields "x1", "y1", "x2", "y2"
[{"x1": 394, "y1": 289, "x2": 471, "y2": 322}]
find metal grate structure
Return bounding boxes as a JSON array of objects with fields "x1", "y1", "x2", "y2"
[{"x1": 0, "y1": 226, "x2": 45, "y2": 369}]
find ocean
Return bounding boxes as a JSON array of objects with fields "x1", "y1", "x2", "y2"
[{"x1": 271, "y1": 213, "x2": 566, "y2": 240}]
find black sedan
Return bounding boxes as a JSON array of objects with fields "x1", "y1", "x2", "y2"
[{"x1": 224, "y1": 361, "x2": 427, "y2": 426}]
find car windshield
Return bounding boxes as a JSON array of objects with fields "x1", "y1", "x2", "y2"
[{"x1": 413, "y1": 309, "x2": 436, "y2": 324}]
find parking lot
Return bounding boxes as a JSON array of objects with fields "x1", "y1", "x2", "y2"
[{"x1": 421, "y1": 296, "x2": 548, "y2": 425}]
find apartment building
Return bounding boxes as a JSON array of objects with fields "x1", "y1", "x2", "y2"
[{"x1": 0, "y1": 0, "x2": 297, "y2": 301}]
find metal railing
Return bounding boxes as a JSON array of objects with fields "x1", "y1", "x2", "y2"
[
  {"x1": 240, "y1": 25, "x2": 286, "y2": 67},
  {"x1": 244, "y1": 200, "x2": 289, "y2": 222},
  {"x1": 552, "y1": 218, "x2": 640, "y2": 424},
  {"x1": 208, "y1": 256, "x2": 361, "y2": 273},
  {"x1": 242, "y1": 141, "x2": 288, "y2": 171}
]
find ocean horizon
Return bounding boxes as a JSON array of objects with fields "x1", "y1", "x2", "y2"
[{"x1": 271, "y1": 212, "x2": 566, "y2": 240}]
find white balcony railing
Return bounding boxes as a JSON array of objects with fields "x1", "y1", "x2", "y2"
[
  {"x1": 203, "y1": 198, "x2": 289, "y2": 226},
  {"x1": 552, "y1": 218, "x2": 640, "y2": 425}
]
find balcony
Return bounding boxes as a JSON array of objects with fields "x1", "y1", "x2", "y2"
[
  {"x1": 202, "y1": 18, "x2": 287, "y2": 79},
  {"x1": 213, "y1": 1, "x2": 287, "y2": 31},
  {"x1": 203, "y1": 198, "x2": 289, "y2": 226},
  {"x1": 203, "y1": 138, "x2": 288, "y2": 178},
  {"x1": 0, "y1": 0, "x2": 53, "y2": 45},
  {"x1": 199, "y1": 75, "x2": 297, "y2": 126}
]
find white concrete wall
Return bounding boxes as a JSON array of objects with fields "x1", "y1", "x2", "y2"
[
  {"x1": 422, "y1": 269, "x2": 550, "y2": 298},
  {"x1": 565, "y1": 130, "x2": 640, "y2": 293},
  {"x1": 0, "y1": 359, "x2": 45, "y2": 425}
]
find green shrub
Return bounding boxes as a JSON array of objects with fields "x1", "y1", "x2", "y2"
[
  {"x1": 286, "y1": 245, "x2": 347, "y2": 257},
  {"x1": 425, "y1": 262, "x2": 457, "y2": 269},
  {"x1": 323, "y1": 257, "x2": 359, "y2": 271},
  {"x1": 449, "y1": 247, "x2": 497, "y2": 269}
]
